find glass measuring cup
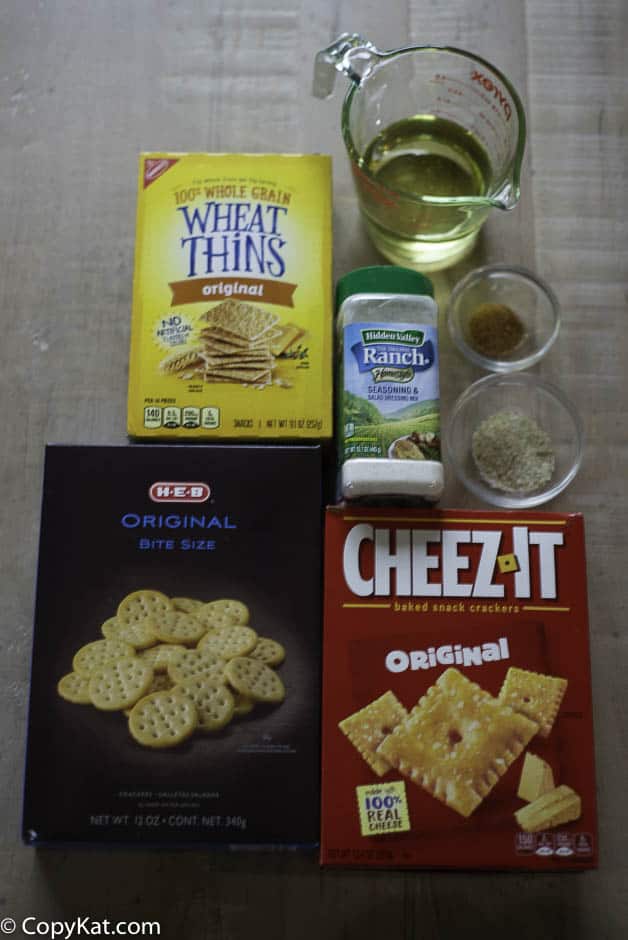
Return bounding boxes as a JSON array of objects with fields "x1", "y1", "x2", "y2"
[{"x1": 313, "y1": 34, "x2": 526, "y2": 271}]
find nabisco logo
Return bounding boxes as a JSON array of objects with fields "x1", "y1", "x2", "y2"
[
  {"x1": 471, "y1": 70, "x2": 512, "y2": 121},
  {"x1": 149, "y1": 482, "x2": 210, "y2": 503},
  {"x1": 143, "y1": 157, "x2": 179, "y2": 188},
  {"x1": 145, "y1": 159, "x2": 169, "y2": 181}
]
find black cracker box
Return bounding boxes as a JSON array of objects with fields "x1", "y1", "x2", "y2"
[{"x1": 23, "y1": 444, "x2": 322, "y2": 847}]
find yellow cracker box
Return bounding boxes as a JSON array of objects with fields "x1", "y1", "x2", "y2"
[{"x1": 128, "y1": 153, "x2": 332, "y2": 439}]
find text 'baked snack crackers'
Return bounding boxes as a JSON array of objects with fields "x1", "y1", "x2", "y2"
[
  {"x1": 321, "y1": 507, "x2": 598, "y2": 870},
  {"x1": 127, "y1": 153, "x2": 332, "y2": 439},
  {"x1": 23, "y1": 443, "x2": 323, "y2": 847}
]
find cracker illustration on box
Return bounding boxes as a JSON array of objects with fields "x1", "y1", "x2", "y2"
[
  {"x1": 88, "y1": 657, "x2": 154, "y2": 712},
  {"x1": 138, "y1": 643, "x2": 187, "y2": 671},
  {"x1": 167, "y1": 648, "x2": 227, "y2": 684},
  {"x1": 376, "y1": 669, "x2": 538, "y2": 817},
  {"x1": 150, "y1": 610, "x2": 207, "y2": 645},
  {"x1": 338, "y1": 665, "x2": 572, "y2": 821},
  {"x1": 175, "y1": 677, "x2": 236, "y2": 732},
  {"x1": 57, "y1": 589, "x2": 286, "y2": 748},
  {"x1": 171, "y1": 597, "x2": 204, "y2": 614},
  {"x1": 498, "y1": 666, "x2": 568, "y2": 738},
  {"x1": 224, "y1": 657, "x2": 286, "y2": 704},
  {"x1": 197, "y1": 625, "x2": 257, "y2": 659},
  {"x1": 129, "y1": 689, "x2": 198, "y2": 749},
  {"x1": 57, "y1": 672, "x2": 92, "y2": 704},
  {"x1": 197, "y1": 299, "x2": 279, "y2": 387},
  {"x1": 339, "y1": 691, "x2": 408, "y2": 778},
  {"x1": 73, "y1": 639, "x2": 135, "y2": 676},
  {"x1": 248, "y1": 637, "x2": 286, "y2": 667},
  {"x1": 159, "y1": 347, "x2": 205, "y2": 376},
  {"x1": 101, "y1": 616, "x2": 157, "y2": 649}
]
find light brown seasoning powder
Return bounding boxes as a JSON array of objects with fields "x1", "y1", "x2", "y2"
[
  {"x1": 467, "y1": 302, "x2": 525, "y2": 358},
  {"x1": 471, "y1": 409, "x2": 555, "y2": 493}
]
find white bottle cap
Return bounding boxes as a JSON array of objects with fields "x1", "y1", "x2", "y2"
[{"x1": 341, "y1": 458, "x2": 444, "y2": 502}]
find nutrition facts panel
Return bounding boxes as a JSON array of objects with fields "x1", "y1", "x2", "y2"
[{"x1": 143, "y1": 406, "x2": 220, "y2": 430}]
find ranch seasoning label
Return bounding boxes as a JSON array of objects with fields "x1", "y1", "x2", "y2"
[{"x1": 341, "y1": 320, "x2": 441, "y2": 462}]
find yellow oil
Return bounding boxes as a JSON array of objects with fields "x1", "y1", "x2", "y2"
[
  {"x1": 363, "y1": 114, "x2": 491, "y2": 198},
  {"x1": 358, "y1": 115, "x2": 494, "y2": 269}
]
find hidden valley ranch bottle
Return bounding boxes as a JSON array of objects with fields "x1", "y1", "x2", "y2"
[{"x1": 336, "y1": 266, "x2": 444, "y2": 503}]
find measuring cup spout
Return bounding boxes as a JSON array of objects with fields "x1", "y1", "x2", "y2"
[
  {"x1": 491, "y1": 177, "x2": 521, "y2": 211},
  {"x1": 312, "y1": 33, "x2": 381, "y2": 99}
]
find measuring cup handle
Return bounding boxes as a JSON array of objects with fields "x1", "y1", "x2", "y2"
[{"x1": 312, "y1": 33, "x2": 381, "y2": 98}]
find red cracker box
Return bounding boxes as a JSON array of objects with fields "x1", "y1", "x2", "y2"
[{"x1": 321, "y1": 507, "x2": 598, "y2": 869}]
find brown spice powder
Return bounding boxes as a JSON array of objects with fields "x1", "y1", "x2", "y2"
[{"x1": 467, "y1": 302, "x2": 525, "y2": 358}]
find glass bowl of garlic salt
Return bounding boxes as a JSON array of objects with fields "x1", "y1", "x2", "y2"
[
  {"x1": 445, "y1": 373, "x2": 584, "y2": 508},
  {"x1": 446, "y1": 264, "x2": 561, "y2": 372}
]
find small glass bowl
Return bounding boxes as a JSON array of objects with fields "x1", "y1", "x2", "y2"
[
  {"x1": 445, "y1": 373, "x2": 584, "y2": 508},
  {"x1": 446, "y1": 264, "x2": 561, "y2": 372}
]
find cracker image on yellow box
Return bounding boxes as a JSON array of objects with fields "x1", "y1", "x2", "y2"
[{"x1": 128, "y1": 153, "x2": 332, "y2": 438}]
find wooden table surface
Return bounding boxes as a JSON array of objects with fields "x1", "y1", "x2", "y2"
[{"x1": 1, "y1": 1, "x2": 626, "y2": 936}]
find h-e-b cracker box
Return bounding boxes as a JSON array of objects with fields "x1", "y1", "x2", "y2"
[{"x1": 23, "y1": 444, "x2": 322, "y2": 847}]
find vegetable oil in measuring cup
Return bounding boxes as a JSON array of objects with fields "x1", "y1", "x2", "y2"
[
  {"x1": 314, "y1": 33, "x2": 525, "y2": 270},
  {"x1": 357, "y1": 115, "x2": 494, "y2": 269},
  {"x1": 336, "y1": 266, "x2": 444, "y2": 503},
  {"x1": 363, "y1": 115, "x2": 492, "y2": 200}
]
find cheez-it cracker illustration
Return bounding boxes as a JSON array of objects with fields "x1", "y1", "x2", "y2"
[
  {"x1": 376, "y1": 668, "x2": 537, "y2": 818},
  {"x1": 497, "y1": 552, "x2": 519, "y2": 574},
  {"x1": 321, "y1": 507, "x2": 598, "y2": 870},
  {"x1": 499, "y1": 667, "x2": 568, "y2": 739},
  {"x1": 339, "y1": 691, "x2": 408, "y2": 777}
]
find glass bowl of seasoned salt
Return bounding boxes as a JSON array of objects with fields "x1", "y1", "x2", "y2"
[
  {"x1": 446, "y1": 264, "x2": 561, "y2": 372},
  {"x1": 446, "y1": 373, "x2": 584, "y2": 508}
]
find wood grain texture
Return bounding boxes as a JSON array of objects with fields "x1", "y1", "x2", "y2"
[{"x1": 1, "y1": 0, "x2": 627, "y2": 935}]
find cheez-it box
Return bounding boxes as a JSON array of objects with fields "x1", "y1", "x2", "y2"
[{"x1": 321, "y1": 507, "x2": 598, "y2": 869}]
